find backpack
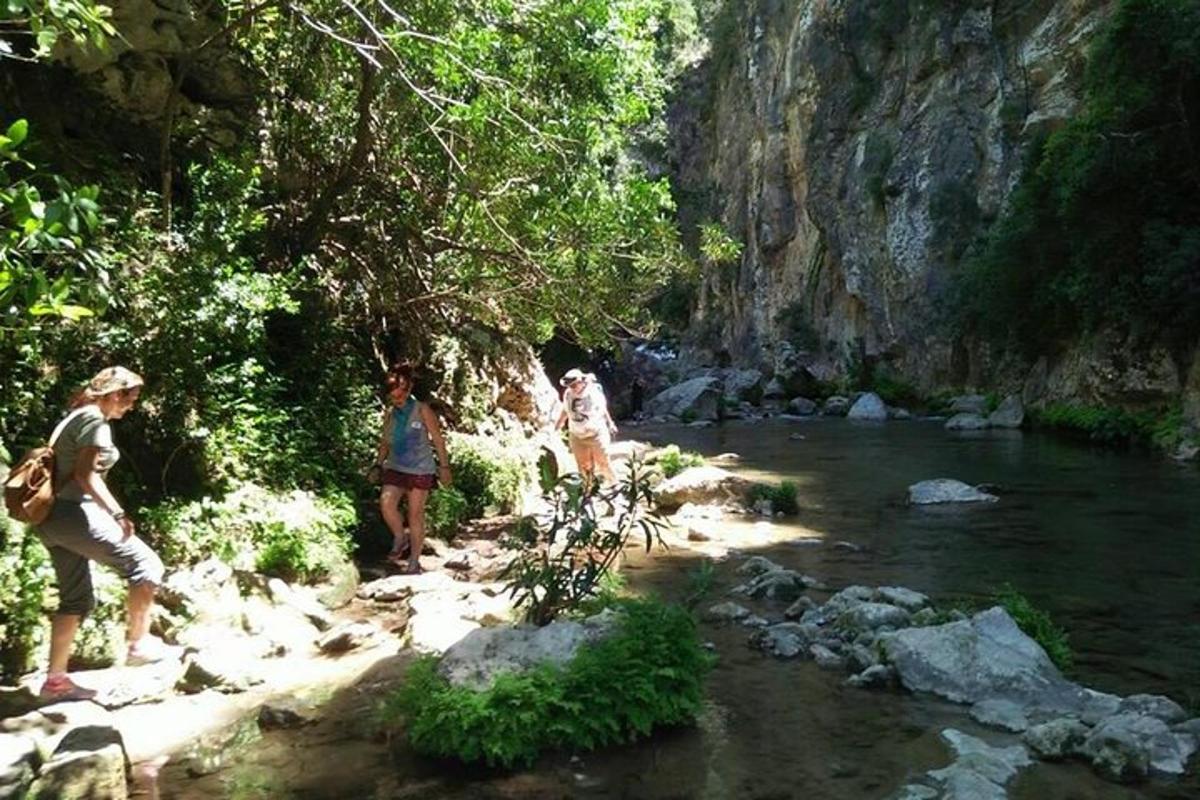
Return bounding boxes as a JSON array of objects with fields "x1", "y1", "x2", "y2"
[{"x1": 3, "y1": 410, "x2": 82, "y2": 526}]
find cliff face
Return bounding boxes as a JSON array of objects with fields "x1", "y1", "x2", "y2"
[{"x1": 669, "y1": 0, "x2": 1190, "y2": 403}]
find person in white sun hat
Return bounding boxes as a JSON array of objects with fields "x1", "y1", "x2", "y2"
[{"x1": 556, "y1": 368, "x2": 617, "y2": 490}]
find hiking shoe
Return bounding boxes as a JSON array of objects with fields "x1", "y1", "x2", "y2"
[
  {"x1": 40, "y1": 675, "x2": 98, "y2": 702},
  {"x1": 126, "y1": 636, "x2": 183, "y2": 667}
]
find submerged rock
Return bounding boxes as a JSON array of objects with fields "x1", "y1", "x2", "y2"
[
  {"x1": 787, "y1": 396, "x2": 818, "y2": 415},
  {"x1": 749, "y1": 622, "x2": 818, "y2": 659},
  {"x1": 1080, "y1": 712, "x2": 1198, "y2": 780},
  {"x1": 704, "y1": 602, "x2": 751, "y2": 623},
  {"x1": 907, "y1": 479, "x2": 998, "y2": 505},
  {"x1": 969, "y1": 699, "x2": 1030, "y2": 733}
]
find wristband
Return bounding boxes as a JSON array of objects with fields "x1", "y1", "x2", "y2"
[{"x1": 112, "y1": 510, "x2": 126, "y2": 521}]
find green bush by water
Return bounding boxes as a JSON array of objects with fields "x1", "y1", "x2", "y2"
[
  {"x1": 382, "y1": 599, "x2": 712, "y2": 768},
  {"x1": 746, "y1": 481, "x2": 800, "y2": 515},
  {"x1": 657, "y1": 444, "x2": 705, "y2": 478},
  {"x1": 1030, "y1": 403, "x2": 1183, "y2": 448},
  {"x1": 995, "y1": 584, "x2": 1073, "y2": 673}
]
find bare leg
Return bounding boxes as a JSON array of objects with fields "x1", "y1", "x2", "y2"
[
  {"x1": 48, "y1": 614, "x2": 81, "y2": 676},
  {"x1": 594, "y1": 446, "x2": 616, "y2": 485},
  {"x1": 406, "y1": 488, "x2": 429, "y2": 573},
  {"x1": 570, "y1": 439, "x2": 597, "y2": 492},
  {"x1": 380, "y1": 485, "x2": 408, "y2": 554},
  {"x1": 126, "y1": 581, "x2": 156, "y2": 647}
]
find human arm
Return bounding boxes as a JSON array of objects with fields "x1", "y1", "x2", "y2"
[
  {"x1": 421, "y1": 403, "x2": 452, "y2": 485},
  {"x1": 73, "y1": 446, "x2": 134, "y2": 538},
  {"x1": 377, "y1": 407, "x2": 390, "y2": 461}
]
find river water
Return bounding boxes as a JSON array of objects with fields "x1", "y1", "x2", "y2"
[{"x1": 161, "y1": 418, "x2": 1200, "y2": 799}]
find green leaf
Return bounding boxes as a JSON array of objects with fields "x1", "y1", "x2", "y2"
[{"x1": 5, "y1": 119, "x2": 28, "y2": 147}]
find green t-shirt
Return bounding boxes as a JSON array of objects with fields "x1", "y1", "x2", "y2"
[{"x1": 51, "y1": 406, "x2": 119, "y2": 502}]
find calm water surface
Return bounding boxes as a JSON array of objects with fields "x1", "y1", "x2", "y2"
[{"x1": 161, "y1": 418, "x2": 1200, "y2": 799}]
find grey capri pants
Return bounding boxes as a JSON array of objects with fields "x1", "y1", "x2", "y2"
[{"x1": 35, "y1": 499, "x2": 165, "y2": 617}]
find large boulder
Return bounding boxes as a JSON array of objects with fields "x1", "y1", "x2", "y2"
[
  {"x1": 437, "y1": 611, "x2": 618, "y2": 690},
  {"x1": 722, "y1": 369, "x2": 764, "y2": 403},
  {"x1": 879, "y1": 607, "x2": 1085, "y2": 709},
  {"x1": 787, "y1": 396, "x2": 818, "y2": 415},
  {"x1": 643, "y1": 376, "x2": 721, "y2": 421},
  {"x1": 847, "y1": 392, "x2": 888, "y2": 421},
  {"x1": 0, "y1": 734, "x2": 39, "y2": 799},
  {"x1": 907, "y1": 479, "x2": 998, "y2": 505},
  {"x1": 822, "y1": 395, "x2": 850, "y2": 416},
  {"x1": 653, "y1": 466, "x2": 753, "y2": 511},
  {"x1": 987, "y1": 395, "x2": 1025, "y2": 429}
]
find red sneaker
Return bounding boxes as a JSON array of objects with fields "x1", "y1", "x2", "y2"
[{"x1": 40, "y1": 675, "x2": 98, "y2": 702}]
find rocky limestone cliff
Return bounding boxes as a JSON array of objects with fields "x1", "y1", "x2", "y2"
[{"x1": 667, "y1": 0, "x2": 1200, "y2": 418}]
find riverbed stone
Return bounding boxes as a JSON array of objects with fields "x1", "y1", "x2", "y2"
[
  {"x1": 750, "y1": 622, "x2": 818, "y2": 659},
  {"x1": 784, "y1": 596, "x2": 817, "y2": 620},
  {"x1": 925, "y1": 729, "x2": 1031, "y2": 800},
  {"x1": 178, "y1": 652, "x2": 263, "y2": 693},
  {"x1": 643, "y1": 376, "x2": 721, "y2": 421},
  {"x1": 158, "y1": 559, "x2": 241, "y2": 625},
  {"x1": 28, "y1": 724, "x2": 128, "y2": 800},
  {"x1": 1080, "y1": 712, "x2": 1198, "y2": 779},
  {"x1": 438, "y1": 610, "x2": 618, "y2": 690},
  {"x1": 875, "y1": 586, "x2": 930, "y2": 611},
  {"x1": 736, "y1": 556, "x2": 783, "y2": 576},
  {"x1": 787, "y1": 396, "x2": 818, "y2": 415},
  {"x1": 734, "y1": 569, "x2": 811, "y2": 601},
  {"x1": 987, "y1": 395, "x2": 1025, "y2": 429},
  {"x1": 945, "y1": 413, "x2": 989, "y2": 431},
  {"x1": 822, "y1": 395, "x2": 850, "y2": 416},
  {"x1": 879, "y1": 607, "x2": 1077, "y2": 707},
  {"x1": 1116, "y1": 694, "x2": 1187, "y2": 724},
  {"x1": 1022, "y1": 717, "x2": 1089, "y2": 760},
  {"x1": 907, "y1": 479, "x2": 998, "y2": 505},
  {"x1": 704, "y1": 602, "x2": 751, "y2": 623},
  {"x1": 969, "y1": 699, "x2": 1030, "y2": 732},
  {"x1": 315, "y1": 558, "x2": 360, "y2": 609},
  {"x1": 811, "y1": 644, "x2": 844, "y2": 670},
  {"x1": 267, "y1": 579, "x2": 333, "y2": 631},
  {"x1": 847, "y1": 664, "x2": 894, "y2": 689},
  {"x1": 653, "y1": 466, "x2": 753, "y2": 511},
  {"x1": 841, "y1": 602, "x2": 911, "y2": 632},
  {"x1": 847, "y1": 392, "x2": 888, "y2": 421}
]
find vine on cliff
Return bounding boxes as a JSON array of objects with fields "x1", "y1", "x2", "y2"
[{"x1": 951, "y1": 0, "x2": 1200, "y2": 355}]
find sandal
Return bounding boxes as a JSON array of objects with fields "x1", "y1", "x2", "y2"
[
  {"x1": 402, "y1": 561, "x2": 424, "y2": 575},
  {"x1": 40, "y1": 674, "x2": 98, "y2": 702}
]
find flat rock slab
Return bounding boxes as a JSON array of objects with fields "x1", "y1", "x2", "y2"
[
  {"x1": 908, "y1": 479, "x2": 998, "y2": 505},
  {"x1": 28, "y1": 724, "x2": 128, "y2": 800}
]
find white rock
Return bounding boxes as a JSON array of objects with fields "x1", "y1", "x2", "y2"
[
  {"x1": 907, "y1": 479, "x2": 998, "y2": 505},
  {"x1": 847, "y1": 392, "x2": 888, "y2": 421}
]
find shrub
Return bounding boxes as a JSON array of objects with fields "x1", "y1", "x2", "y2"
[
  {"x1": 447, "y1": 433, "x2": 529, "y2": 518},
  {"x1": 0, "y1": 518, "x2": 51, "y2": 679},
  {"x1": 1030, "y1": 403, "x2": 1160, "y2": 446},
  {"x1": 995, "y1": 584, "x2": 1073, "y2": 672},
  {"x1": 141, "y1": 483, "x2": 354, "y2": 582},
  {"x1": 502, "y1": 461, "x2": 667, "y2": 625},
  {"x1": 656, "y1": 444, "x2": 705, "y2": 478},
  {"x1": 746, "y1": 481, "x2": 799, "y2": 515},
  {"x1": 382, "y1": 598, "x2": 712, "y2": 768},
  {"x1": 426, "y1": 486, "x2": 470, "y2": 540}
]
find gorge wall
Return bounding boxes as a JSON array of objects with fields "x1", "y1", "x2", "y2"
[{"x1": 668, "y1": 0, "x2": 1199, "y2": 422}]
